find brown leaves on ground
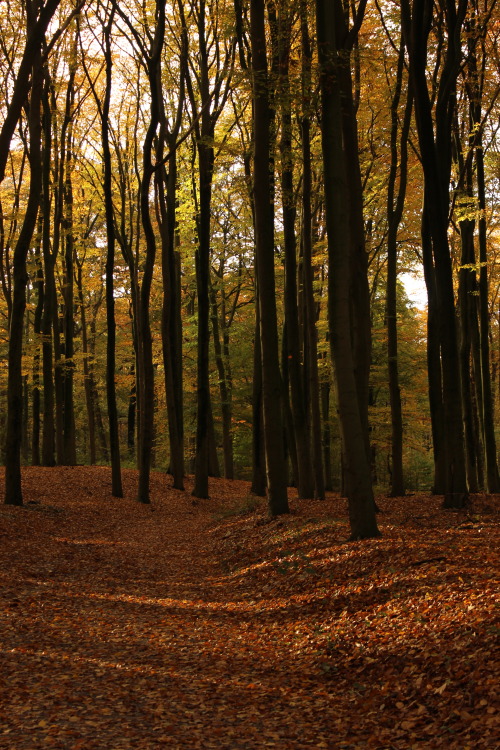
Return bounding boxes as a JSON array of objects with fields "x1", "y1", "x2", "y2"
[{"x1": 0, "y1": 467, "x2": 498, "y2": 749}]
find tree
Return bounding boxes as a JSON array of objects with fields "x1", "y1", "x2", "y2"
[
  {"x1": 100, "y1": 4, "x2": 123, "y2": 496},
  {"x1": 184, "y1": 0, "x2": 236, "y2": 498},
  {"x1": 4, "y1": 2, "x2": 44, "y2": 505},
  {"x1": 316, "y1": 0, "x2": 379, "y2": 538},
  {"x1": 401, "y1": 0, "x2": 469, "y2": 507},
  {"x1": 250, "y1": 0, "x2": 289, "y2": 515},
  {"x1": 385, "y1": 31, "x2": 412, "y2": 497}
]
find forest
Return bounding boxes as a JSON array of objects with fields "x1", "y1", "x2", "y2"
[
  {"x1": 1, "y1": 0, "x2": 500, "y2": 541},
  {"x1": 1, "y1": 2, "x2": 500, "y2": 747}
]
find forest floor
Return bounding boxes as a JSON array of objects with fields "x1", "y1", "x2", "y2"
[{"x1": 0, "y1": 467, "x2": 498, "y2": 750}]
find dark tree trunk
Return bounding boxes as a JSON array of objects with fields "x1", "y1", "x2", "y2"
[
  {"x1": 159, "y1": 151, "x2": 185, "y2": 489},
  {"x1": 401, "y1": 0, "x2": 468, "y2": 508},
  {"x1": 250, "y1": 0, "x2": 289, "y2": 515},
  {"x1": 210, "y1": 282, "x2": 234, "y2": 479},
  {"x1": 277, "y1": 2, "x2": 314, "y2": 499},
  {"x1": 464, "y1": 7, "x2": 499, "y2": 492},
  {"x1": 156, "y1": 16, "x2": 186, "y2": 490},
  {"x1": 208, "y1": 398, "x2": 221, "y2": 478},
  {"x1": 476, "y1": 144, "x2": 500, "y2": 491},
  {"x1": 102, "y1": 11, "x2": 123, "y2": 496},
  {"x1": 4, "y1": 49, "x2": 43, "y2": 506},
  {"x1": 281, "y1": 322, "x2": 299, "y2": 488},
  {"x1": 320, "y1": 368, "x2": 333, "y2": 491},
  {"x1": 75, "y1": 261, "x2": 96, "y2": 464},
  {"x1": 132, "y1": 0, "x2": 166, "y2": 504},
  {"x1": 300, "y1": 0, "x2": 324, "y2": 500},
  {"x1": 251, "y1": 310, "x2": 266, "y2": 496},
  {"x1": 316, "y1": 0, "x2": 379, "y2": 539},
  {"x1": 31, "y1": 234, "x2": 43, "y2": 466},
  {"x1": 40, "y1": 74, "x2": 55, "y2": 467},
  {"x1": 455, "y1": 111, "x2": 481, "y2": 491},
  {"x1": 421, "y1": 199, "x2": 446, "y2": 494},
  {"x1": 62, "y1": 123, "x2": 77, "y2": 466},
  {"x1": 192, "y1": 136, "x2": 213, "y2": 498},
  {"x1": 386, "y1": 37, "x2": 412, "y2": 497},
  {"x1": 458, "y1": 218, "x2": 480, "y2": 491},
  {"x1": 126, "y1": 357, "x2": 136, "y2": 458}
]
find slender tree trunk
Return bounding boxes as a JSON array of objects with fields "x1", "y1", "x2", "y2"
[
  {"x1": 207, "y1": 399, "x2": 221, "y2": 478},
  {"x1": 300, "y1": 0, "x2": 324, "y2": 499},
  {"x1": 137, "y1": 6, "x2": 165, "y2": 504},
  {"x1": 128, "y1": 370, "x2": 136, "y2": 457},
  {"x1": 386, "y1": 38, "x2": 412, "y2": 497},
  {"x1": 76, "y1": 262, "x2": 96, "y2": 464},
  {"x1": 277, "y1": 3, "x2": 314, "y2": 499},
  {"x1": 251, "y1": 0, "x2": 289, "y2": 515},
  {"x1": 458, "y1": 218, "x2": 480, "y2": 491},
  {"x1": 401, "y1": 0, "x2": 468, "y2": 508},
  {"x1": 5, "y1": 51, "x2": 43, "y2": 506},
  {"x1": 156, "y1": 17, "x2": 186, "y2": 490},
  {"x1": 281, "y1": 322, "x2": 299, "y2": 487},
  {"x1": 316, "y1": 0, "x2": 379, "y2": 539},
  {"x1": 62, "y1": 126, "x2": 77, "y2": 466},
  {"x1": 40, "y1": 74, "x2": 55, "y2": 467},
  {"x1": 192, "y1": 137, "x2": 213, "y2": 498},
  {"x1": 31, "y1": 233, "x2": 43, "y2": 466},
  {"x1": 476, "y1": 143, "x2": 500, "y2": 491},
  {"x1": 320, "y1": 366, "x2": 333, "y2": 491},
  {"x1": 421, "y1": 199, "x2": 446, "y2": 494},
  {"x1": 210, "y1": 283, "x2": 234, "y2": 479},
  {"x1": 251, "y1": 309, "x2": 266, "y2": 496},
  {"x1": 160, "y1": 151, "x2": 185, "y2": 489},
  {"x1": 102, "y1": 12, "x2": 123, "y2": 496}
]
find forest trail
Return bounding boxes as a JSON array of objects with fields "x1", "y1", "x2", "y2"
[{"x1": 0, "y1": 467, "x2": 498, "y2": 749}]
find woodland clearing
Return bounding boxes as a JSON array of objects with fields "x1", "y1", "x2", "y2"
[{"x1": 0, "y1": 466, "x2": 498, "y2": 749}]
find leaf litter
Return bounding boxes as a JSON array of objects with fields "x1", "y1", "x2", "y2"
[{"x1": 0, "y1": 466, "x2": 498, "y2": 749}]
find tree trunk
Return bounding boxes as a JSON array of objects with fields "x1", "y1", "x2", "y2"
[
  {"x1": 41, "y1": 74, "x2": 55, "y2": 467},
  {"x1": 316, "y1": 0, "x2": 379, "y2": 539},
  {"x1": 277, "y1": 2, "x2": 314, "y2": 499},
  {"x1": 160, "y1": 151, "x2": 185, "y2": 489},
  {"x1": 102, "y1": 12, "x2": 123, "y2": 496},
  {"x1": 5, "y1": 51, "x2": 43, "y2": 506},
  {"x1": 31, "y1": 234, "x2": 43, "y2": 466},
  {"x1": 62, "y1": 124, "x2": 77, "y2": 466},
  {"x1": 76, "y1": 261, "x2": 96, "y2": 464},
  {"x1": 458, "y1": 218, "x2": 480, "y2": 491},
  {"x1": 251, "y1": 310, "x2": 266, "y2": 496},
  {"x1": 421, "y1": 199, "x2": 446, "y2": 494},
  {"x1": 386, "y1": 37, "x2": 412, "y2": 497},
  {"x1": 210, "y1": 282, "x2": 234, "y2": 479},
  {"x1": 192, "y1": 137, "x2": 213, "y2": 498},
  {"x1": 401, "y1": 0, "x2": 468, "y2": 508},
  {"x1": 250, "y1": 0, "x2": 289, "y2": 515},
  {"x1": 300, "y1": 0, "x2": 324, "y2": 499},
  {"x1": 136, "y1": 1, "x2": 165, "y2": 504},
  {"x1": 476, "y1": 143, "x2": 500, "y2": 491}
]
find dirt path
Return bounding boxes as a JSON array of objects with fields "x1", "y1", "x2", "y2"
[{"x1": 0, "y1": 467, "x2": 498, "y2": 749}]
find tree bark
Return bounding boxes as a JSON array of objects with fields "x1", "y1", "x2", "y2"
[
  {"x1": 250, "y1": 0, "x2": 289, "y2": 515},
  {"x1": 5, "y1": 45, "x2": 43, "y2": 505},
  {"x1": 316, "y1": 0, "x2": 379, "y2": 538},
  {"x1": 276, "y1": 0, "x2": 314, "y2": 499},
  {"x1": 102, "y1": 11, "x2": 123, "y2": 496},
  {"x1": 401, "y1": 0, "x2": 468, "y2": 508},
  {"x1": 386, "y1": 37, "x2": 412, "y2": 497},
  {"x1": 300, "y1": 0, "x2": 324, "y2": 500},
  {"x1": 31, "y1": 231, "x2": 43, "y2": 466}
]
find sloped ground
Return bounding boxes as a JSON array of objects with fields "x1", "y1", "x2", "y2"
[{"x1": 0, "y1": 466, "x2": 498, "y2": 749}]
